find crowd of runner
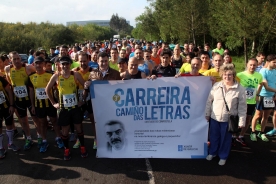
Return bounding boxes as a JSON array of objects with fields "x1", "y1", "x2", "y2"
[{"x1": 0, "y1": 39, "x2": 275, "y2": 165}]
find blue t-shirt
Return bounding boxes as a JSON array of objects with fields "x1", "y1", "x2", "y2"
[
  {"x1": 255, "y1": 63, "x2": 264, "y2": 72},
  {"x1": 28, "y1": 55, "x2": 34, "y2": 64},
  {"x1": 259, "y1": 68, "x2": 276, "y2": 97},
  {"x1": 138, "y1": 62, "x2": 150, "y2": 76},
  {"x1": 129, "y1": 52, "x2": 134, "y2": 58},
  {"x1": 89, "y1": 61, "x2": 99, "y2": 69}
]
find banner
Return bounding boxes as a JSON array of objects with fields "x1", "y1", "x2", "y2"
[{"x1": 90, "y1": 77, "x2": 212, "y2": 158}]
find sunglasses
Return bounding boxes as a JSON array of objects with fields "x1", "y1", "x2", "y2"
[{"x1": 61, "y1": 62, "x2": 70, "y2": 65}]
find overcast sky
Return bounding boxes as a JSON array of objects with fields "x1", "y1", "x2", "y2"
[{"x1": 0, "y1": 0, "x2": 149, "y2": 27}]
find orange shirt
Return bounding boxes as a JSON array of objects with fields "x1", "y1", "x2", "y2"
[{"x1": 151, "y1": 55, "x2": 161, "y2": 65}]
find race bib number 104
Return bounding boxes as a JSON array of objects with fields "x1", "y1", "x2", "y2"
[{"x1": 14, "y1": 85, "x2": 28, "y2": 98}]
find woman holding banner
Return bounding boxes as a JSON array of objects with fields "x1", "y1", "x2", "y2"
[{"x1": 205, "y1": 64, "x2": 246, "y2": 166}]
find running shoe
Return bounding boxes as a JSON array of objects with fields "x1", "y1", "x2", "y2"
[
  {"x1": 13, "y1": 129, "x2": 19, "y2": 138},
  {"x1": 236, "y1": 137, "x2": 247, "y2": 146},
  {"x1": 40, "y1": 142, "x2": 49, "y2": 153},
  {"x1": 69, "y1": 133, "x2": 76, "y2": 142},
  {"x1": 0, "y1": 148, "x2": 6, "y2": 159},
  {"x1": 206, "y1": 154, "x2": 216, "y2": 161},
  {"x1": 256, "y1": 123, "x2": 261, "y2": 131},
  {"x1": 37, "y1": 138, "x2": 43, "y2": 148},
  {"x1": 22, "y1": 131, "x2": 26, "y2": 139},
  {"x1": 8, "y1": 143, "x2": 20, "y2": 151},
  {"x1": 257, "y1": 133, "x2": 269, "y2": 142},
  {"x1": 250, "y1": 132, "x2": 257, "y2": 142},
  {"x1": 266, "y1": 129, "x2": 276, "y2": 136},
  {"x1": 56, "y1": 138, "x2": 64, "y2": 149},
  {"x1": 93, "y1": 139, "x2": 97, "y2": 150},
  {"x1": 218, "y1": 159, "x2": 226, "y2": 166},
  {"x1": 80, "y1": 146, "x2": 88, "y2": 158},
  {"x1": 73, "y1": 139, "x2": 81, "y2": 149},
  {"x1": 64, "y1": 149, "x2": 71, "y2": 161},
  {"x1": 24, "y1": 139, "x2": 34, "y2": 150}
]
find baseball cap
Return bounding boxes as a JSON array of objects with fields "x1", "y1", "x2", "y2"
[
  {"x1": 34, "y1": 56, "x2": 44, "y2": 63},
  {"x1": 59, "y1": 56, "x2": 72, "y2": 64},
  {"x1": 117, "y1": 57, "x2": 127, "y2": 64}
]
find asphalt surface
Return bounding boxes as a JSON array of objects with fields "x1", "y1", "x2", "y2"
[{"x1": 0, "y1": 117, "x2": 276, "y2": 184}]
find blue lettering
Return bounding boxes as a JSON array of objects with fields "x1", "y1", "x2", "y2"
[
  {"x1": 166, "y1": 106, "x2": 173, "y2": 119},
  {"x1": 125, "y1": 107, "x2": 133, "y2": 115},
  {"x1": 174, "y1": 105, "x2": 182, "y2": 119},
  {"x1": 166, "y1": 87, "x2": 170, "y2": 104},
  {"x1": 159, "y1": 106, "x2": 166, "y2": 119},
  {"x1": 115, "y1": 88, "x2": 124, "y2": 107},
  {"x1": 116, "y1": 108, "x2": 120, "y2": 116},
  {"x1": 144, "y1": 106, "x2": 151, "y2": 120},
  {"x1": 121, "y1": 108, "x2": 125, "y2": 116},
  {"x1": 151, "y1": 106, "x2": 158, "y2": 120},
  {"x1": 125, "y1": 88, "x2": 135, "y2": 106},
  {"x1": 136, "y1": 88, "x2": 146, "y2": 105},
  {"x1": 147, "y1": 88, "x2": 156, "y2": 105},
  {"x1": 170, "y1": 87, "x2": 180, "y2": 104},
  {"x1": 181, "y1": 87, "x2": 191, "y2": 104},
  {"x1": 182, "y1": 105, "x2": 190, "y2": 119},
  {"x1": 158, "y1": 87, "x2": 166, "y2": 105}
]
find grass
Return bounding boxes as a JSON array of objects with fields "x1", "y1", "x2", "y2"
[{"x1": 232, "y1": 56, "x2": 246, "y2": 73}]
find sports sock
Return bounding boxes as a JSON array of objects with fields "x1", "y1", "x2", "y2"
[
  {"x1": 6, "y1": 129, "x2": 14, "y2": 145},
  {"x1": 70, "y1": 123, "x2": 74, "y2": 134},
  {"x1": 77, "y1": 132, "x2": 84, "y2": 146},
  {"x1": 62, "y1": 135, "x2": 69, "y2": 148},
  {"x1": 0, "y1": 134, "x2": 3, "y2": 149},
  {"x1": 27, "y1": 136, "x2": 32, "y2": 140}
]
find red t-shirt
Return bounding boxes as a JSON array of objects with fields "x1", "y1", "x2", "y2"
[{"x1": 180, "y1": 73, "x2": 202, "y2": 76}]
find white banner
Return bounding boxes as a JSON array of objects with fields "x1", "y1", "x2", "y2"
[{"x1": 90, "y1": 77, "x2": 212, "y2": 158}]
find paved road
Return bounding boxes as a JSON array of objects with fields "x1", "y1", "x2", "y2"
[{"x1": 0, "y1": 118, "x2": 275, "y2": 184}]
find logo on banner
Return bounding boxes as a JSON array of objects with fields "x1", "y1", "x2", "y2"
[
  {"x1": 178, "y1": 145, "x2": 183, "y2": 151},
  {"x1": 178, "y1": 145, "x2": 198, "y2": 151}
]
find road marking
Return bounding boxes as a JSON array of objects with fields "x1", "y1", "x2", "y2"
[{"x1": 145, "y1": 158, "x2": 155, "y2": 184}]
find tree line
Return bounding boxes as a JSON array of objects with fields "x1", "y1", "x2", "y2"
[
  {"x1": 132, "y1": 0, "x2": 276, "y2": 60},
  {"x1": 0, "y1": 21, "x2": 117, "y2": 54}
]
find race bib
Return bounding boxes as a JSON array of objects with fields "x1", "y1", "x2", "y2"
[
  {"x1": 263, "y1": 97, "x2": 275, "y2": 108},
  {"x1": 13, "y1": 85, "x2": 28, "y2": 98},
  {"x1": 246, "y1": 88, "x2": 256, "y2": 99},
  {"x1": 63, "y1": 94, "x2": 77, "y2": 107},
  {"x1": 0, "y1": 91, "x2": 6, "y2": 104},
  {"x1": 35, "y1": 88, "x2": 48, "y2": 100},
  {"x1": 78, "y1": 89, "x2": 90, "y2": 102}
]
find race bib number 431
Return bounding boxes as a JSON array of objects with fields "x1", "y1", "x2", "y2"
[
  {"x1": 14, "y1": 85, "x2": 28, "y2": 98},
  {"x1": 36, "y1": 88, "x2": 48, "y2": 99},
  {"x1": 63, "y1": 94, "x2": 77, "y2": 107}
]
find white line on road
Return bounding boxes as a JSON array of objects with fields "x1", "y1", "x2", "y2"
[{"x1": 145, "y1": 158, "x2": 155, "y2": 184}]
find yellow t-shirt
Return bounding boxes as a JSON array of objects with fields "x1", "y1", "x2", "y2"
[
  {"x1": 203, "y1": 68, "x2": 240, "y2": 83},
  {"x1": 109, "y1": 60, "x2": 119, "y2": 71},
  {"x1": 179, "y1": 63, "x2": 191, "y2": 74},
  {"x1": 57, "y1": 71, "x2": 78, "y2": 109}
]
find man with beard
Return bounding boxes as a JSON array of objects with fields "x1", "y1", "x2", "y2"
[
  {"x1": 105, "y1": 121, "x2": 126, "y2": 152},
  {"x1": 120, "y1": 57, "x2": 145, "y2": 80}
]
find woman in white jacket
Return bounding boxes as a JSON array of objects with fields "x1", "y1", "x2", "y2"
[{"x1": 205, "y1": 64, "x2": 247, "y2": 165}]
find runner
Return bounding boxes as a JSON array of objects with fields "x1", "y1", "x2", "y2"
[
  {"x1": 109, "y1": 48, "x2": 119, "y2": 71},
  {"x1": 236, "y1": 58, "x2": 262, "y2": 146},
  {"x1": 46, "y1": 56, "x2": 88, "y2": 160},
  {"x1": 150, "y1": 49, "x2": 176, "y2": 78},
  {"x1": 0, "y1": 75, "x2": 19, "y2": 158},
  {"x1": 73, "y1": 53, "x2": 97, "y2": 149},
  {"x1": 27, "y1": 56, "x2": 64, "y2": 152},
  {"x1": 176, "y1": 57, "x2": 203, "y2": 77},
  {"x1": 251, "y1": 54, "x2": 276, "y2": 142},
  {"x1": 120, "y1": 57, "x2": 145, "y2": 80},
  {"x1": 5, "y1": 51, "x2": 40, "y2": 150}
]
